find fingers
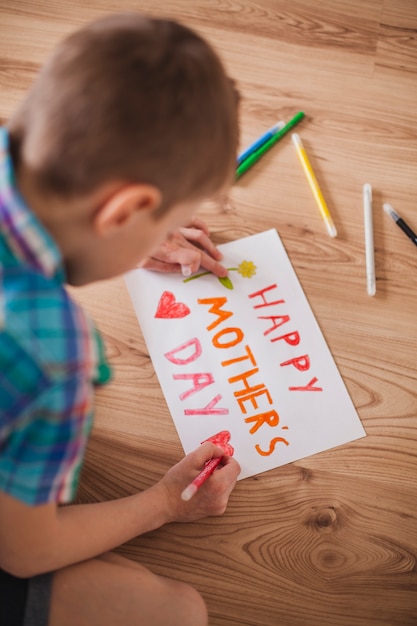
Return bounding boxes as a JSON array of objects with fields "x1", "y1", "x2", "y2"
[
  {"x1": 198, "y1": 251, "x2": 228, "y2": 277},
  {"x1": 201, "y1": 456, "x2": 241, "y2": 515},
  {"x1": 145, "y1": 245, "x2": 227, "y2": 278},
  {"x1": 160, "y1": 442, "x2": 240, "y2": 521},
  {"x1": 187, "y1": 441, "x2": 225, "y2": 468},
  {"x1": 139, "y1": 221, "x2": 228, "y2": 277},
  {"x1": 139, "y1": 258, "x2": 182, "y2": 273},
  {"x1": 185, "y1": 443, "x2": 241, "y2": 513},
  {"x1": 186, "y1": 216, "x2": 211, "y2": 236},
  {"x1": 163, "y1": 235, "x2": 227, "y2": 277},
  {"x1": 152, "y1": 243, "x2": 202, "y2": 274},
  {"x1": 177, "y1": 227, "x2": 223, "y2": 262}
]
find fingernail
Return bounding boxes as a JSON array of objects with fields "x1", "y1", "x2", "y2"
[{"x1": 181, "y1": 264, "x2": 192, "y2": 277}]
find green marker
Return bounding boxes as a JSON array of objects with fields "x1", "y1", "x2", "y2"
[{"x1": 236, "y1": 111, "x2": 305, "y2": 180}]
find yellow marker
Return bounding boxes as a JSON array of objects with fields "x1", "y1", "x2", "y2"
[{"x1": 292, "y1": 133, "x2": 337, "y2": 238}]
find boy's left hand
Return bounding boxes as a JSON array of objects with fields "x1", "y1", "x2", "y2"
[{"x1": 140, "y1": 217, "x2": 228, "y2": 278}]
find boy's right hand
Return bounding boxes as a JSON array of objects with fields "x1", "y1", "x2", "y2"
[
  {"x1": 155, "y1": 442, "x2": 241, "y2": 524},
  {"x1": 0, "y1": 442, "x2": 239, "y2": 577}
]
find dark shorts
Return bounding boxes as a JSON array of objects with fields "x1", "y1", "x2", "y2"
[{"x1": 0, "y1": 569, "x2": 53, "y2": 626}]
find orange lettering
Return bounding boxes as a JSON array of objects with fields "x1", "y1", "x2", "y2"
[
  {"x1": 244, "y1": 409, "x2": 280, "y2": 434},
  {"x1": 212, "y1": 327, "x2": 244, "y2": 348},
  {"x1": 256, "y1": 436, "x2": 289, "y2": 456},
  {"x1": 221, "y1": 344, "x2": 256, "y2": 367},
  {"x1": 198, "y1": 297, "x2": 233, "y2": 331},
  {"x1": 237, "y1": 387, "x2": 273, "y2": 414},
  {"x1": 228, "y1": 368, "x2": 263, "y2": 398}
]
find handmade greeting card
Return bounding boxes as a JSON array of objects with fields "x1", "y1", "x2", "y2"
[{"x1": 125, "y1": 229, "x2": 366, "y2": 479}]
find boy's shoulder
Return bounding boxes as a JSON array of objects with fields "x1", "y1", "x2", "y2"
[
  {"x1": 2, "y1": 262, "x2": 87, "y2": 371},
  {"x1": 0, "y1": 262, "x2": 110, "y2": 418}
]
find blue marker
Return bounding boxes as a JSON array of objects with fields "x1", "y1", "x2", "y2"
[{"x1": 237, "y1": 120, "x2": 285, "y2": 165}]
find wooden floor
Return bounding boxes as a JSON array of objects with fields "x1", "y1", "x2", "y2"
[{"x1": 1, "y1": 1, "x2": 417, "y2": 624}]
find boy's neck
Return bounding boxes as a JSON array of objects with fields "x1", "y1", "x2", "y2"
[
  {"x1": 14, "y1": 163, "x2": 114, "y2": 286},
  {"x1": 15, "y1": 163, "x2": 118, "y2": 263},
  {"x1": 16, "y1": 164, "x2": 87, "y2": 255}
]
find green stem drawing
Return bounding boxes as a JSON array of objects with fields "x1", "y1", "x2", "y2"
[
  {"x1": 182, "y1": 261, "x2": 257, "y2": 290},
  {"x1": 183, "y1": 268, "x2": 239, "y2": 283}
]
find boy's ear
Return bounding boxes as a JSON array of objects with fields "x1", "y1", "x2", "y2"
[{"x1": 94, "y1": 184, "x2": 162, "y2": 237}]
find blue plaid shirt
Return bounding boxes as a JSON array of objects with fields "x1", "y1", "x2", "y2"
[{"x1": 0, "y1": 128, "x2": 112, "y2": 505}]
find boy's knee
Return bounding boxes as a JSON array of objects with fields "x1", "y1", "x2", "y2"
[{"x1": 160, "y1": 578, "x2": 208, "y2": 626}]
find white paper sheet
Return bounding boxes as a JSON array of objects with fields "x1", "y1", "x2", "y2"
[{"x1": 125, "y1": 229, "x2": 365, "y2": 479}]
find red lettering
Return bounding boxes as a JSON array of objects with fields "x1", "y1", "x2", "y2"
[
  {"x1": 289, "y1": 377, "x2": 323, "y2": 392},
  {"x1": 173, "y1": 373, "x2": 215, "y2": 400},
  {"x1": 164, "y1": 337, "x2": 202, "y2": 365},
  {"x1": 280, "y1": 354, "x2": 310, "y2": 371},
  {"x1": 248, "y1": 284, "x2": 285, "y2": 309},
  {"x1": 258, "y1": 314, "x2": 290, "y2": 335},
  {"x1": 184, "y1": 394, "x2": 229, "y2": 416},
  {"x1": 270, "y1": 331, "x2": 301, "y2": 346}
]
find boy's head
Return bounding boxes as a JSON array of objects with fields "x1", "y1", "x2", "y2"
[
  {"x1": 10, "y1": 12, "x2": 239, "y2": 209},
  {"x1": 8, "y1": 13, "x2": 239, "y2": 284}
]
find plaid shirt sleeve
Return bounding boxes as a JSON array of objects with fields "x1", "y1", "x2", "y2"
[
  {"x1": 0, "y1": 274, "x2": 112, "y2": 506},
  {"x1": 0, "y1": 126, "x2": 112, "y2": 506},
  {"x1": 0, "y1": 350, "x2": 95, "y2": 505}
]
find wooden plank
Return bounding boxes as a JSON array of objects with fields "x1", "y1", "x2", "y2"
[{"x1": 1, "y1": 1, "x2": 416, "y2": 624}]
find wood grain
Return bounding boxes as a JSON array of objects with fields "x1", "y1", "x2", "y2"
[{"x1": 1, "y1": 1, "x2": 417, "y2": 624}]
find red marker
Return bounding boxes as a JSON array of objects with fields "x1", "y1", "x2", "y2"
[{"x1": 181, "y1": 456, "x2": 223, "y2": 501}]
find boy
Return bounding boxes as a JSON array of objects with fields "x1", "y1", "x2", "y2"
[{"x1": 0, "y1": 13, "x2": 241, "y2": 626}]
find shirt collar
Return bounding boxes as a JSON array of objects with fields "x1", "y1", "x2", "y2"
[{"x1": 0, "y1": 127, "x2": 64, "y2": 281}]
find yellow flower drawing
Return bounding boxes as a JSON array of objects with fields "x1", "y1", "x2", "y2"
[
  {"x1": 237, "y1": 260, "x2": 257, "y2": 278},
  {"x1": 183, "y1": 259, "x2": 257, "y2": 290}
]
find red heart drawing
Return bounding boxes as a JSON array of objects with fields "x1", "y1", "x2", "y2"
[
  {"x1": 202, "y1": 430, "x2": 234, "y2": 456},
  {"x1": 155, "y1": 291, "x2": 191, "y2": 319}
]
